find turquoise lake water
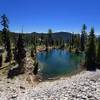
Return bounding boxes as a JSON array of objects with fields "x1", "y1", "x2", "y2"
[{"x1": 37, "y1": 49, "x2": 83, "y2": 79}]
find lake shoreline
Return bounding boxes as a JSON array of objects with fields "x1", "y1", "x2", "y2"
[{"x1": 38, "y1": 64, "x2": 85, "y2": 82}]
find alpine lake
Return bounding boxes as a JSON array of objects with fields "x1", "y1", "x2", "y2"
[{"x1": 36, "y1": 49, "x2": 84, "y2": 79}]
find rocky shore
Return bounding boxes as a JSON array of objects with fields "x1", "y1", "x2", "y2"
[{"x1": 0, "y1": 70, "x2": 100, "y2": 100}]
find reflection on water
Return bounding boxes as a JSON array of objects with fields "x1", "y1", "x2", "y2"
[{"x1": 37, "y1": 49, "x2": 84, "y2": 79}]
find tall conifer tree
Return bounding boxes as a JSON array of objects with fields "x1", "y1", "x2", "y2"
[
  {"x1": 85, "y1": 27, "x2": 96, "y2": 70},
  {"x1": 15, "y1": 34, "x2": 26, "y2": 73},
  {"x1": 97, "y1": 37, "x2": 100, "y2": 64},
  {"x1": 80, "y1": 24, "x2": 87, "y2": 51},
  {"x1": 1, "y1": 14, "x2": 12, "y2": 62}
]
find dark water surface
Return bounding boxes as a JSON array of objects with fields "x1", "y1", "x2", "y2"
[{"x1": 37, "y1": 49, "x2": 84, "y2": 79}]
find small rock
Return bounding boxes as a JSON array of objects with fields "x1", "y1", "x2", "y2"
[
  {"x1": 11, "y1": 94, "x2": 18, "y2": 99},
  {"x1": 20, "y1": 86, "x2": 25, "y2": 90}
]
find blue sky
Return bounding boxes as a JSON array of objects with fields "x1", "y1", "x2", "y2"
[{"x1": 0, "y1": 0, "x2": 100, "y2": 34}]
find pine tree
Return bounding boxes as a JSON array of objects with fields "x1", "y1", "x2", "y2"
[
  {"x1": 71, "y1": 34, "x2": 75, "y2": 49},
  {"x1": 5, "y1": 36, "x2": 12, "y2": 62},
  {"x1": 48, "y1": 29, "x2": 52, "y2": 38},
  {"x1": 1, "y1": 14, "x2": 12, "y2": 62},
  {"x1": 48, "y1": 29, "x2": 52, "y2": 46},
  {"x1": 75, "y1": 34, "x2": 80, "y2": 54},
  {"x1": 40, "y1": 33, "x2": 44, "y2": 45},
  {"x1": 80, "y1": 24, "x2": 87, "y2": 51},
  {"x1": 0, "y1": 33, "x2": 2, "y2": 46},
  {"x1": 31, "y1": 35, "x2": 37, "y2": 58},
  {"x1": 69, "y1": 34, "x2": 74, "y2": 52},
  {"x1": 97, "y1": 37, "x2": 100, "y2": 64},
  {"x1": 31, "y1": 44, "x2": 36, "y2": 58},
  {"x1": 13, "y1": 46, "x2": 17, "y2": 60},
  {"x1": 60, "y1": 39, "x2": 65, "y2": 49},
  {"x1": 1, "y1": 14, "x2": 9, "y2": 48},
  {"x1": 33, "y1": 35, "x2": 37, "y2": 54},
  {"x1": 15, "y1": 34, "x2": 26, "y2": 73},
  {"x1": 85, "y1": 27, "x2": 96, "y2": 70}
]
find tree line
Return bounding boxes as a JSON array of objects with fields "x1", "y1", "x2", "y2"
[{"x1": 0, "y1": 14, "x2": 38, "y2": 78}]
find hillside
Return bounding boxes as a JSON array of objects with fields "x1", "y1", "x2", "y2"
[{"x1": 0, "y1": 31, "x2": 72, "y2": 42}]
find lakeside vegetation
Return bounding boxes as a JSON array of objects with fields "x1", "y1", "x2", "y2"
[{"x1": 0, "y1": 14, "x2": 100, "y2": 79}]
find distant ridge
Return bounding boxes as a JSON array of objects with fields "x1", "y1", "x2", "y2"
[
  {"x1": 0, "y1": 30, "x2": 99, "y2": 41},
  {"x1": 0, "y1": 31, "x2": 72, "y2": 41},
  {"x1": 31, "y1": 31, "x2": 72, "y2": 41}
]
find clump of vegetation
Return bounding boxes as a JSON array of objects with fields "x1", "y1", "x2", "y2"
[{"x1": 31, "y1": 47, "x2": 35, "y2": 58}]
